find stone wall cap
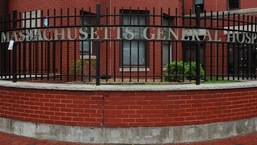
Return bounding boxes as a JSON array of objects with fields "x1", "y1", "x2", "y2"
[{"x1": 0, "y1": 80, "x2": 257, "y2": 91}]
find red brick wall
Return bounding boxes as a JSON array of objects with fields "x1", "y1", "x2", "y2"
[
  {"x1": 1, "y1": 87, "x2": 257, "y2": 127},
  {"x1": 184, "y1": 0, "x2": 257, "y2": 14},
  {"x1": 9, "y1": 0, "x2": 99, "y2": 13},
  {"x1": 8, "y1": 0, "x2": 180, "y2": 14}
]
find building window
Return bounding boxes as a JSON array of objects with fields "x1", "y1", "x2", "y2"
[
  {"x1": 162, "y1": 16, "x2": 174, "y2": 66},
  {"x1": 80, "y1": 11, "x2": 96, "y2": 55},
  {"x1": 228, "y1": 34, "x2": 255, "y2": 75},
  {"x1": 194, "y1": 0, "x2": 204, "y2": 13},
  {"x1": 183, "y1": 36, "x2": 204, "y2": 64},
  {"x1": 22, "y1": 10, "x2": 41, "y2": 28},
  {"x1": 121, "y1": 10, "x2": 148, "y2": 66},
  {"x1": 228, "y1": 0, "x2": 240, "y2": 10}
]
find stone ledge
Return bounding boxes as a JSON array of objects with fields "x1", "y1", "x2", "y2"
[
  {"x1": 0, "y1": 117, "x2": 256, "y2": 144},
  {"x1": 0, "y1": 80, "x2": 257, "y2": 91}
]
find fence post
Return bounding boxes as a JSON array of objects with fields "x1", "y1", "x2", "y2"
[
  {"x1": 195, "y1": 6, "x2": 201, "y2": 85},
  {"x1": 96, "y1": 4, "x2": 101, "y2": 86},
  {"x1": 12, "y1": 10, "x2": 17, "y2": 82},
  {"x1": 1, "y1": 6, "x2": 8, "y2": 77}
]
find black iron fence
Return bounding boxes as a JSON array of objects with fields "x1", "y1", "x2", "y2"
[{"x1": 0, "y1": 4, "x2": 257, "y2": 85}]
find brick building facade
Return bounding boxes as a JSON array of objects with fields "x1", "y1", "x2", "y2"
[{"x1": 1, "y1": 1, "x2": 257, "y2": 144}]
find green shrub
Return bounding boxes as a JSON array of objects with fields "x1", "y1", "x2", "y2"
[
  {"x1": 164, "y1": 61, "x2": 185, "y2": 82},
  {"x1": 165, "y1": 61, "x2": 205, "y2": 82},
  {"x1": 185, "y1": 62, "x2": 205, "y2": 80}
]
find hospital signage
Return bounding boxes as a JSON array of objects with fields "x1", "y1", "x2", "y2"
[{"x1": 1, "y1": 27, "x2": 257, "y2": 44}]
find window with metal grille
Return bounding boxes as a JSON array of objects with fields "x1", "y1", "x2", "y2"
[{"x1": 228, "y1": 0, "x2": 240, "y2": 10}]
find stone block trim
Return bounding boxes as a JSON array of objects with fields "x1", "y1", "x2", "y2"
[{"x1": 0, "y1": 117, "x2": 256, "y2": 144}]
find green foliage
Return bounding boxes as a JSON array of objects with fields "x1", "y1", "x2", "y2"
[
  {"x1": 184, "y1": 61, "x2": 205, "y2": 80},
  {"x1": 164, "y1": 61, "x2": 205, "y2": 82},
  {"x1": 69, "y1": 59, "x2": 96, "y2": 76},
  {"x1": 164, "y1": 61, "x2": 184, "y2": 82}
]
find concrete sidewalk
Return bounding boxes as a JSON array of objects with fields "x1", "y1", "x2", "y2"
[{"x1": 0, "y1": 131, "x2": 257, "y2": 145}]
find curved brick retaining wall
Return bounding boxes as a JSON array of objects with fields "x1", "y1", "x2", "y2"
[{"x1": 0, "y1": 80, "x2": 257, "y2": 144}]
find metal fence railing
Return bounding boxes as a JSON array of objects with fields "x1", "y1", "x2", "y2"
[{"x1": 0, "y1": 4, "x2": 257, "y2": 85}]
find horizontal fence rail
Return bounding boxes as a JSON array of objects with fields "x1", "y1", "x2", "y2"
[{"x1": 0, "y1": 4, "x2": 257, "y2": 85}]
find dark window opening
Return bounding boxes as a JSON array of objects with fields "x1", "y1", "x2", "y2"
[
  {"x1": 228, "y1": 34, "x2": 255, "y2": 75},
  {"x1": 228, "y1": 0, "x2": 240, "y2": 10},
  {"x1": 183, "y1": 36, "x2": 205, "y2": 65}
]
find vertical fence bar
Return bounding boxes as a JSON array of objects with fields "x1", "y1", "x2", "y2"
[
  {"x1": 8, "y1": 14, "x2": 11, "y2": 78},
  {"x1": 46, "y1": 9, "x2": 51, "y2": 80},
  {"x1": 28, "y1": 11, "x2": 32, "y2": 79},
  {"x1": 216, "y1": 11, "x2": 219, "y2": 80},
  {"x1": 53, "y1": 9, "x2": 56, "y2": 80},
  {"x1": 80, "y1": 8, "x2": 84, "y2": 81},
  {"x1": 12, "y1": 10, "x2": 17, "y2": 82},
  {"x1": 66, "y1": 8, "x2": 70, "y2": 81},
  {"x1": 135, "y1": 7, "x2": 139, "y2": 82},
  {"x1": 60, "y1": 9, "x2": 63, "y2": 81},
  {"x1": 222, "y1": 12, "x2": 225, "y2": 80},
  {"x1": 152, "y1": 7, "x2": 156, "y2": 82},
  {"x1": 241, "y1": 14, "x2": 245, "y2": 80},
  {"x1": 203, "y1": 10, "x2": 207, "y2": 81},
  {"x1": 34, "y1": 10, "x2": 38, "y2": 80},
  {"x1": 121, "y1": 7, "x2": 124, "y2": 82},
  {"x1": 250, "y1": 16, "x2": 254, "y2": 79},
  {"x1": 175, "y1": 8, "x2": 178, "y2": 81},
  {"x1": 130, "y1": 7, "x2": 133, "y2": 82},
  {"x1": 96, "y1": 4, "x2": 101, "y2": 85},
  {"x1": 113, "y1": 6, "x2": 117, "y2": 82},
  {"x1": 160, "y1": 7, "x2": 164, "y2": 81},
  {"x1": 210, "y1": 11, "x2": 213, "y2": 81},
  {"x1": 105, "y1": 7, "x2": 109, "y2": 82},
  {"x1": 168, "y1": 8, "x2": 172, "y2": 82},
  {"x1": 144, "y1": 7, "x2": 148, "y2": 82},
  {"x1": 17, "y1": 12, "x2": 22, "y2": 79},
  {"x1": 227, "y1": 12, "x2": 231, "y2": 80},
  {"x1": 73, "y1": 8, "x2": 77, "y2": 82},
  {"x1": 231, "y1": 13, "x2": 235, "y2": 80},
  {"x1": 252, "y1": 17, "x2": 257, "y2": 79},
  {"x1": 195, "y1": 6, "x2": 201, "y2": 85},
  {"x1": 187, "y1": 9, "x2": 192, "y2": 82},
  {"x1": 237, "y1": 14, "x2": 240, "y2": 80},
  {"x1": 246, "y1": 15, "x2": 250, "y2": 79}
]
